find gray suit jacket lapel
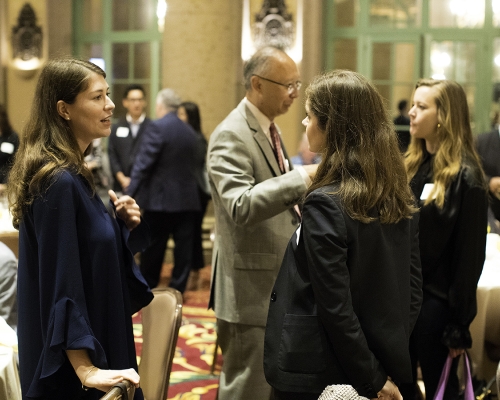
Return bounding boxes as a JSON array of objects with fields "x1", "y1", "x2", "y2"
[{"x1": 236, "y1": 101, "x2": 283, "y2": 177}]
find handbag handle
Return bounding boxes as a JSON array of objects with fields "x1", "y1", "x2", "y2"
[{"x1": 434, "y1": 353, "x2": 474, "y2": 400}]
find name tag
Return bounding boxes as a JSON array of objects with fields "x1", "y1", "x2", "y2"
[
  {"x1": 116, "y1": 127, "x2": 129, "y2": 138},
  {"x1": 420, "y1": 183, "x2": 435, "y2": 200},
  {"x1": 295, "y1": 224, "x2": 301, "y2": 245},
  {"x1": 0, "y1": 142, "x2": 14, "y2": 154}
]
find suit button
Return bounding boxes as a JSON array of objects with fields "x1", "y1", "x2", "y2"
[{"x1": 270, "y1": 292, "x2": 277, "y2": 302}]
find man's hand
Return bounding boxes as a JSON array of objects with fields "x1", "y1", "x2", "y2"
[
  {"x1": 109, "y1": 190, "x2": 141, "y2": 231},
  {"x1": 116, "y1": 172, "x2": 131, "y2": 191},
  {"x1": 302, "y1": 164, "x2": 319, "y2": 180},
  {"x1": 489, "y1": 177, "x2": 500, "y2": 199}
]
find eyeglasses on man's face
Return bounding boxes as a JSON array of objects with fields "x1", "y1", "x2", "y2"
[{"x1": 252, "y1": 74, "x2": 302, "y2": 93}]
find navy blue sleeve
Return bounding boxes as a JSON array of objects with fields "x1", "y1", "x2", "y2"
[{"x1": 26, "y1": 173, "x2": 107, "y2": 397}]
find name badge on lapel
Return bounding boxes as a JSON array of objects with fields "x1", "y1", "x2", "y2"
[
  {"x1": 116, "y1": 127, "x2": 130, "y2": 138},
  {"x1": 420, "y1": 183, "x2": 436, "y2": 200}
]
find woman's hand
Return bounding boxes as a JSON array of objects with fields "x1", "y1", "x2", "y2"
[
  {"x1": 82, "y1": 366, "x2": 140, "y2": 393},
  {"x1": 373, "y1": 378, "x2": 402, "y2": 400},
  {"x1": 109, "y1": 190, "x2": 141, "y2": 231},
  {"x1": 449, "y1": 347, "x2": 465, "y2": 358}
]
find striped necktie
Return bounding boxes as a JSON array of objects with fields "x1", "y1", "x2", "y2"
[{"x1": 269, "y1": 122, "x2": 285, "y2": 174}]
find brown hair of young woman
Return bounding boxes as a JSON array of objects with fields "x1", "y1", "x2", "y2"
[
  {"x1": 306, "y1": 70, "x2": 417, "y2": 224},
  {"x1": 7, "y1": 58, "x2": 105, "y2": 229},
  {"x1": 405, "y1": 78, "x2": 485, "y2": 208}
]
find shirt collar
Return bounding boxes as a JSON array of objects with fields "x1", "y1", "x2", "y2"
[
  {"x1": 126, "y1": 113, "x2": 146, "y2": 125},
  {"x1": 243, "y1": 97, "x2": 272, "y2": 136}
]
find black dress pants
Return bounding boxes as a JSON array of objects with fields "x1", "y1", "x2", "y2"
[
  {"x1": 140, "y1": 210, "x2": 197, "y2": 293},
  {"x1": 400, "y1": 294, "x2": 460, "y2": 400}
]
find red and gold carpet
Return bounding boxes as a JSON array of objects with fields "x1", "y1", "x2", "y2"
[{"x1": 133, "y1": 266, "x2": 221, "y2": 400}]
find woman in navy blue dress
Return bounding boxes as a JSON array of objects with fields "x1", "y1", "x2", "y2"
[{"x1": 8, "y1": 59, "x2": 152, "y2": 399}]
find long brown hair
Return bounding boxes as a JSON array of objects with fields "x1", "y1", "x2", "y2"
[
  {"x1": 405, "y1": 79, "x2": 485, "y2": 208},
  {"x1": 306, "y1": 70, "x2": 417, "y2": 224},
  {"x1": 7, "y1": 58, "x2": 105, "y2": 229}
]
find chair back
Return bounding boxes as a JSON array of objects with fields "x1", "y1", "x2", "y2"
[
  {"x1": 100, "y1": 380, "x2": 135, "y2": 400},
  {"x1": 496, "y1": 360, "x2": 500, "y2": 397},
  {"x1": 139, "y1": 287, "x2": 183, "y2": 400}
]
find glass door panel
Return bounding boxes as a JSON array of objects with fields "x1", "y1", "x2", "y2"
[
  {"x1": 334, "y1": 0, "x2": 358, "y2": 27},
  {"x1": 82, "y1": 0, "x2": 103, "y2": 33},
  {"x1": 369, "y1": 0, "x2": 422, "y2": 27},
  {"x1": 370, "y1": 41, "x2": 416, "y2": 116},
  {"x1": 112, "y1": 43, "x2": 129, "y2": 79},
  {"x1": 333, "y1": 39, "x2": 357, "y2": 71},
  {"x1": 429, "y1": 0, "x2": 485, "y2": 28},
  {"x1": 134, "y1": 43, "x2": 151, "y2": 79},
  {"x1": 430, "y1": 40, "x2": 477, "y2": 125}
]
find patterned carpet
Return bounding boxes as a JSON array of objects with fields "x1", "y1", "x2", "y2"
[{"x1": 133, "y1": 265, "x2": 221, "y2": 400}]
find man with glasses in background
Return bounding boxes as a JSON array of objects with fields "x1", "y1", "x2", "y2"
[
  {"x1": 108, "y1": 84, "x2": 151, "y2": 193},
  {"x1": 207, "y1": 46, "x2": 317, "y2": 400}
]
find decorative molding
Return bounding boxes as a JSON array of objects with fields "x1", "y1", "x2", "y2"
[
  {"x1": 253, "y1": 0, "x2": 294, "y2": 51},
  {"x1": 11, "y1": 3, "x2": 42, "y2": 78},
  {"x1": 242, "y1": 0, "x2": 303, "y2": 62}
]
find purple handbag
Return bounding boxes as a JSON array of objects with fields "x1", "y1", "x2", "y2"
[{"x1": 434, "y1": 354, "x2": 474, "y2": 400}]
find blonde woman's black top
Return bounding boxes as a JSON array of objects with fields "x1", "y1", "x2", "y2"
[{"x1": 410, "y1": 152, "x2": 488, "y2": 348}]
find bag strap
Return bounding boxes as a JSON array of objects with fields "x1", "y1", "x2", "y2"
[{"x1": 434, "y1": 353, "x2": 474, "y2": 400}]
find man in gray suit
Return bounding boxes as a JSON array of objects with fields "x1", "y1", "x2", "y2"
[{"x1": 207, "y1": 46, "x2": 317, "y2": 400}]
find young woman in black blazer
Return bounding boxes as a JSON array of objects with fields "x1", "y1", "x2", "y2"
[
  {"x1": 400, "y1": 80, "x2": 488, "y2": 400},
  {"x1": 264, "y1": 70, "x2": 422, "y2": 400}
]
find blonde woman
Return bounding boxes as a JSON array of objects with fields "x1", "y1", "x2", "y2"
[{"x1": 400, "y1": 79, "x2": 488, "y2": 400}]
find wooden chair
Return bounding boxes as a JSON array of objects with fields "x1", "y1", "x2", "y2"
[
  {"x1": 496, "y1": 360, "x2": 500, "y2": 396},
  {"x1": 139, "y1": 287, "x2": 183, "y2": 400},
  {"x1": 100, "y1": 379, "x2": 135, "y2": 400}
]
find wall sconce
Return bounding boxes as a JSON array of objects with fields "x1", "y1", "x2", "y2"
[
  {"x1": 11, "y1": 3, "x2": 43, "y2": 79},
  {"x1": 157, "y1": 0, "x2": 168, "y2": 33},
  {"x1": 242, "y1": 0, "x2": 303, "y2": 63}
]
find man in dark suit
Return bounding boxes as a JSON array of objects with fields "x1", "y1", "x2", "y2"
[
  {"x1": 476, "y1": 127, "x2": 500, "y2": 233},
  {"x1": 207, "y1": 46, "x2": 317, "y2": 400},
  {"x1": 108, "y1": 84, "x2": 151, "y2": 192},
  {"x1": 394, "y1": 99, "x2": 411, "y2": 152},
  {"x1": 128, "y1": 88, "x2": 201, "y2": 293}
]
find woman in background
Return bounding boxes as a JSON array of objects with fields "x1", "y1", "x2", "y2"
[
  {"x1": 0, "y1": 104, "x2": 19, "y2": 193},
  {"x1": 178, "y1": 101, "x2": 211, "y2": 285},
  {"x1": 400, "y1": 79, "x2": 488, "y2": 400},
  {"x1": 264, "y1": 70, "x2": 422, "y2": 400},
  {"x1": 8, "y1": 58, "x2": 152, "y2": 399}
]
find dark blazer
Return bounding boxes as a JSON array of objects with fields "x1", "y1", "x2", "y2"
[
  {"x1": 127, "y1": 111, "x2": 201, "y2": 213},
  {"x1": 264, "y1": 185, "x2": 422, "y2": 398},
  {"x1": 108, "y1": 117, "x2": 151, "y2": 191},
  {"x1": 476, "y1": 130, "x2": 500, "y2": 222}
]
